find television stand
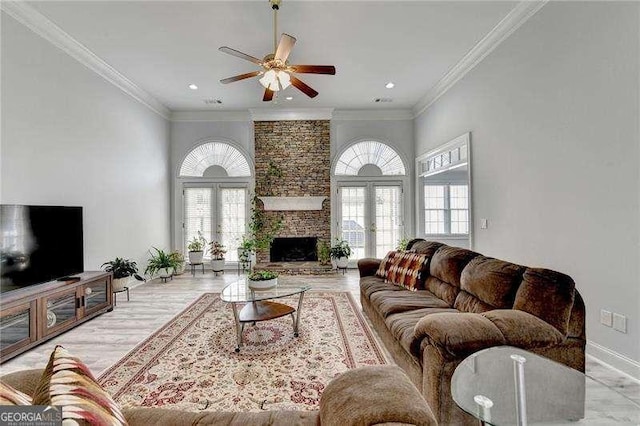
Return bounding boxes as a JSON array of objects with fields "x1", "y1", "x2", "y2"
[
  {"x1": 57, "y1": 276, "x2": 81, "y2": 282},
  {"x1": 0, "y1": 272, "x2": 113, "y2": 363}
]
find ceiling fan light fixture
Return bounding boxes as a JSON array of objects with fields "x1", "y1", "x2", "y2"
[{"x1": 259, "y1": 69, "x2": 291, "y2": 91}]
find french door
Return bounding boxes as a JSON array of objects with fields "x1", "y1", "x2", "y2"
[
  {"x1": 183, "y1": 185, "x2": 247, "y2": 262},
  {"x1": 338, "y1": 182, "x2": 403, "y2": 260}
]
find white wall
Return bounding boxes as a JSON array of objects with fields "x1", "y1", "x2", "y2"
[
  {"x1": 415, "y1": 2, "x2": 640, "y2": 368},
  {"x1": 1, "y1": 13, "x2": 171, "y2": 271}
]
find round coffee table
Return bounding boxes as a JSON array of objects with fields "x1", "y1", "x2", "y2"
[{"x1": 220, "y1": 279, "x2": 310, "y2": 352}]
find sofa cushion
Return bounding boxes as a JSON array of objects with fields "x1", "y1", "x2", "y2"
[
  {"x1": 0, "y1": 381, "x2": 31, "y2": 405},
  {"x1": 387, "y1": 252, "x2": 430, "y2": 291},
  {"x1": 370, "y1": 290, "x2": 450, "y2": 318},
  {"x1": 360, "y1": 276, "x2": 404, "y2": 298},
  {"x1": 425, "y1": 246, "x2": 479, "y2": 305},
  {"x1": 455, "y1": 256, "x2": 526, "y2": 313},
  {"x1": 385, "y1": 308, "x2": 459, "y2": 357},
  {"x1": 375, "y1": 250, "x2": 398, "y2": 279},
  {"x1": 513, "y1": 268, "x2": 576, "y2": 335},
  {"x1": 408, "y1": 240, "x2": 444, "y2": 257},
  {"x1": 33, "y1": 345, "x2": 128, "y2": 426}
]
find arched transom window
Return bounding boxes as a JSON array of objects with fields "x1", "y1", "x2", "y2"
[
  {"x1": 179, "y1": 142, "x2": 251, "y2": 177},
  {"x1": 334, "y1": 141, "x2": 406, "y2": 176}
]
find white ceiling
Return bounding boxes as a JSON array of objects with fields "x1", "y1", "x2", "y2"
[{"x1": 28, "y1": 1, "x2": 517, "y2": 111}]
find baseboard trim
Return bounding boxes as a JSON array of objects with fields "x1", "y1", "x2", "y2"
[{"x1": 586, "y1": 340, "x2": 640, "y2": 381}]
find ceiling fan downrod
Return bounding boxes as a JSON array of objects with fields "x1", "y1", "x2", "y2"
[{"x1": 270, "y1": 0, "x2": 281, "y2": 53}]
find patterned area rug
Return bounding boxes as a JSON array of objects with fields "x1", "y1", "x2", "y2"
[{"x1": 98, "y1": 292, "x2": 388, "y2": 412}]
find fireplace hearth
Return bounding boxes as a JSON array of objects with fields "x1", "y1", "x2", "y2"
[{"x1": 270, "y1": 237, "x2": 318, "y2": 262}]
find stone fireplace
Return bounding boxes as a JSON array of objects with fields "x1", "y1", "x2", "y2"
[
  {"x1": 270, "y1": 237, "x2": 318, "y2": 262},
  {"x1": 254, "y1": 120, "x2": 331, "y2": 264}
]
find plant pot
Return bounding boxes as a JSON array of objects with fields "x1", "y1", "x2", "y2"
[
  {"x1": 189, "y1": 251, "x2": 204, "y2": 264},
  {"x1": 211, "y1": 259, "x2": 225, "y2": 272},
  {"x1": 158, "y1": 267, "x2": 173, "y2": 278},
  {"x1": 248, "y1": 277, "x2": 277, "y2": 290},
  {"x1": 112, "y1": 277, "x2": 130, "y2": 292},
  {"x1": 335, "y1": 257, "x2": 349, "y2": 268}
]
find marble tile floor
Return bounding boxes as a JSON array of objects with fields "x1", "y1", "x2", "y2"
[{"x1": 1, "y1": 270, "x2": 638, "y2": 414}]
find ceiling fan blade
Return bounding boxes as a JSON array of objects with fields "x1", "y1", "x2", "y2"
[
  {"x1": 220, "y1": 71, "x2": 262, "y2": 84},
  {"x1": 263, "y1": 88, "x2": 275, "y2": 102},
  {"x1": 275, "y1": 33, "x2": 296, "y2": 62},
  {"x1": 219, "y1": 46, "x2": 262, "y2": 65},
  {"x1": 290, "y1": 75, "x2": 318, "y2": 98},
  {"x1": 290, "y1": 65, "x2": 336, "y2": 75}
]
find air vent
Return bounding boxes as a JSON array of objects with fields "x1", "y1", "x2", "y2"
[
  {"x1": 374, "y1": 98, "x2": 393, "y2": 103},
  {"x1": 204, "y1": 98, "x2": 223, "y2": 105}
]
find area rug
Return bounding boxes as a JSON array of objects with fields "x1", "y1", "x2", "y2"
[{"x1": 98, "y1": 292, "x2": 388, "y2": 412}]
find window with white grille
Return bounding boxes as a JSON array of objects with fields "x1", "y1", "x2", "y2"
[
  {"x1": 335, "y1": 141, "x2": 406, "y2": 176},
  {"x1": 179, "y1": 142, "x2": 251, "y2": 177},
  {"x1": 423, "y1": 184, "x2": 469, "y2": 235}
]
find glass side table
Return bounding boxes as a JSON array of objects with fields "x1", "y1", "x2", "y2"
[{"x1": 451, "y1": 346, "x2": 640, "y2": 425}]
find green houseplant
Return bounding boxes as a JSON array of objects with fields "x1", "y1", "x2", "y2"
[
  {"x1": 237, "y1": 235, "x2": 256, "y2": 271},
  {"x1": 145, "y1": 247, "x2": 178, "y2": 279},
  {"x1": 209, "y1": 240, "x2": 227, "y2": 273},
  {"x1": 187, "y1": 231, "x2": 206, "y2": 264},
  {"x1": 330, "y1": 239, "x2": 352, "y2": 269},
  {"x1": 317, "y1": 240, "x2": 331, "y2": 266},
  {"x1": 396, "y1": 237, "x2": 409, "y2": 251},
  {"x1": 169, "y1": 251, "x2": 186, "y2": 275},
  {"x1": 101, "y1": 258, "x2": 144, "y2": 292},
  {"x1": 247, "y1": 270, "x2": 278, "y2": 290}
]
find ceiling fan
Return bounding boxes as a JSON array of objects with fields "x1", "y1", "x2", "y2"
[{"x1": 219, "y1": 0, "x2": 336, "y2": 102}]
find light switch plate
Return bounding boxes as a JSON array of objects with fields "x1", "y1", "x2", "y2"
[
  {"x1": 600, "y1": 309, "x2": 613, "y2": 327},
  {"x1": 480, "y1": 219, "x2": 488, "y2": 229},
  {"x1": 613, "y1": 313, "x2": 627, "y2": 333}
]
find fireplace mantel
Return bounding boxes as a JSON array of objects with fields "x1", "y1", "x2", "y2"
[{"x1": 258, "y1": 196, "x2": 327, "y2": 211}]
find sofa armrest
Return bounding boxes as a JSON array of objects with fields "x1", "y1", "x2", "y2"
[
  {"x1": 357, "y1": 258, "x2": 381, "y2": 277},
  {"x1": 0, "y1": 369, "x2": 44, "y2": 397},
  {"x1": 413, "y1": 311, "x2": 566, "y2": 360},
  {"x1": 319, "y1": 366, "x2": 437, "y2": 426}
]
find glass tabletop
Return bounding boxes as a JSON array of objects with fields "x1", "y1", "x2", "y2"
[
  {"x1": 451, "y1": 346, "x2": 640, "y2": 425},
  {"x1": 220, "y1": 278, "x2": 310, "y2": 303}
]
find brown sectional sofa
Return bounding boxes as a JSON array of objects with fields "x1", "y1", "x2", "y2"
[
  {"x1": 1, "y1": 366, "x2": 437, "y2": 426},
  {"x1": 359, "y1": 239, "x2": 586, "y2": 425}
]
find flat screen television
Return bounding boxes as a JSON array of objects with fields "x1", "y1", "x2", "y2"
[{"x1": 1, "y1": 205, "x2": 83, "y2": 293}]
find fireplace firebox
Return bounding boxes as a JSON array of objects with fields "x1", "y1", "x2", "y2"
[{"x1": 270, "y1": 237, "x2": 318, "y2": 262}]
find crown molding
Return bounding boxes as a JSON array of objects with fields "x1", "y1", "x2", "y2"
[
  {"x1": 332, "y1": 109, "x2": 413, "y2": 121},
  {"x1": 249, "y1": 108, "x2": 334, "y2": 121},
  {"x1": 171, "y1": 110, "x2": 251, "y2": 122},
  {"x1": 1, "y1": 1, "x2": 171, "y2": 120},
  {"x1": 412, "y1": 0, "x2": 548, "y2": 118}
]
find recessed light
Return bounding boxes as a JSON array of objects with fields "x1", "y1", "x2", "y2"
[
  {"x1": 385, "y1": 82, "x2": 395, "y2": 89},
  {"x1": 285, "y1": 96, "x2": 293, "y2": 100},
  {"x1": 188, "y1": 84, "x2": 198, "y2": 90}
]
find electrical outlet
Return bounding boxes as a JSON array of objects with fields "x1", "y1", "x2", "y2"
[
  {"x1": 600, "y1": 309, "x2": 613, "y2": 327},
  {"x1": 480, "y1": 219, "x2": 488, "y2": 229},
  {"x1": 613, "y1": 313, "x2": 627, "y2": 333}
]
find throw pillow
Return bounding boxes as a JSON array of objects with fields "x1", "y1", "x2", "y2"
[
  {"x1": 386, "y1": 252, "x2": 430, "y2": 291},
  {"x1": 32, "y1": 345, "x2": 128, "y2": 426},
  {"x1": 0, "y1": 381, "x2": 32, "y2": 405},
  {"x1": 375, "y1": 251, "x2": 398, "y2": 279}
]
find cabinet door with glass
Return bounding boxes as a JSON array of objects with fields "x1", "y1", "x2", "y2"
[
  {"x1": 39, "y1": 287, "x2": 79, "y2": 338},
  {"x1": 0, "y1": 301, "x2": 36, "y2": 360},
  {"x1": 81, "y1": 277, "x2": 110, "y2": 317}
]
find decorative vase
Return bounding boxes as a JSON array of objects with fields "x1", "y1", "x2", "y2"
[
  {"x1": 211, "y1": 259, "x2": 225, "y2": 272},
  {"x1": 248, "y1": 277, "x2": 277, "y2": 290},
  {"x1": 189, "y1": 251, "x2": 204, "y2": 264},
  {"x1": 112, "y1": 277, "x2": 129, "y2": 292},
  {"x1": 335, "y1": 257, "x2": 349, "y2": 268}
]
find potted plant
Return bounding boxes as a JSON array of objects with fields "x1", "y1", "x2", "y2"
[
  {"x1": 330, "y1": 239, "x2": 352, "y2": 269},
  {"x1": 237, "y1": 235, "x2": 256, "y2": 270},
  {"x1": 170, "y1": 251, "x2": 186, "y2": 275},
  {"x1": 247, "y1": 270, "x2": 278, "y2": 290},
  {"x1": 187, "y1": 231, "x2": 206, "y2": 264},
  {"x1": 209, "y1": 240, "x2": 226, "y2": 273},
  {"x1": 396, "y1": 237, "x2": 409, "y2": 251},
  {"x1": 317, "y1": 240, "x2": 331, "y2": 266},
  {"x1": 145, "y1": 247, "x2": 178, "y2": 279},
  {"x1": 101, "y1": 258, "x2": 144, "y2": 292}
]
